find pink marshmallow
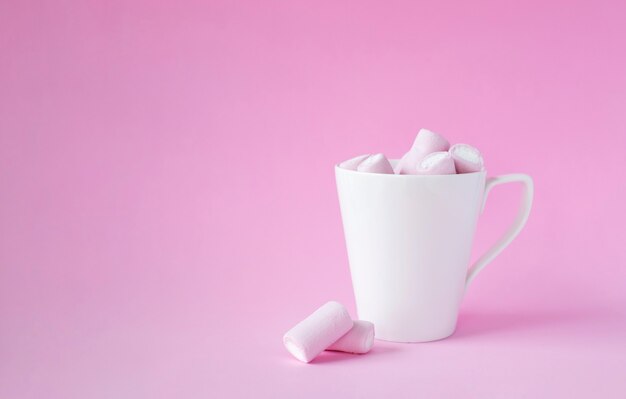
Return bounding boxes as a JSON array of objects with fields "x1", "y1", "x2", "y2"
[
  {"x1": 283, "y1": 301, "x2": 353, "y2": 363},
  {"x1": 450, "y1": 143, "x2": 484, "y2": 173},
  {"x1": 339, "y1": 154, "x2": 370, "y2": 171},
  {"x1": 412, "y1": 128, "x2": 450, "y2": 153},
  {"x1": 326, "y1": 320, "x2": 375, "y2": 354},
  {"x1": 416, "y1": 151, "x2": 457, "y2": 175},
  {"x1": 394, "y1": 147, "x2": 427, "y2": 175},
  {"x1": 356, "y1": 153, "x2": 394, "y2": 174},
  {"x1": 395, "y1": 129, "x2": 450, "y2": 174}
]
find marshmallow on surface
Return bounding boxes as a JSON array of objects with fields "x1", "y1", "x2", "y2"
[
  {"x1": 327, "y1": 320, "x2": 375, "y2": 354},
  {"x1": 283, "y1": 301, "x2": 353, "y2": 363}
]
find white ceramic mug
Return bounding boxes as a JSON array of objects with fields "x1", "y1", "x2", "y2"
[{"x1": 335, "y1": 161, "x2": 533, "y2": 342}]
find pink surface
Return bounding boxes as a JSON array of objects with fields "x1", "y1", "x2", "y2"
[{"x1": 1, "y1": 1, "x2": 626, "y2": 398}]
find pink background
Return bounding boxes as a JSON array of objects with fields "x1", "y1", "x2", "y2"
[{"x1": 2, "y1": 1, "x2": 626, "y2": 397}]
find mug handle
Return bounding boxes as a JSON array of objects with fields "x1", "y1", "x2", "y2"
[{"x1": 465, "y1": 174, "x2": 534, "y2": 288}]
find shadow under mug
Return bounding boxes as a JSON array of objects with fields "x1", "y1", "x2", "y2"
[{"x1": 335, "y1": 161, "x2": 533, "y2": 342}]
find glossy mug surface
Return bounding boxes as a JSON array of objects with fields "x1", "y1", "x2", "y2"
[{"x1": 335, "y1": 160, "x2": 533, "y2": 342}]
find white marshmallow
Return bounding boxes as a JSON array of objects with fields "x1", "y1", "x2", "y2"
[
  {"x1": 416, "y1": 151, "x2": 457, "y2": 175},
  {"x1": 412, "y1": 128, "x2": 450, "y2": 153},
  {"x1": 394, "y1": 147, "x2": 428, "y2": 175},
  {"x1": 395, "y1": 129, "x2": 450, "y2": 174},
  {"x1": 449, "y1": 143, "x2": 484, "y2": 173},
  {"x1": 283, "y1": 301, "x2": 353, "y2": 363},
  {"x1": 339, "y1": 154, "x2": 370, "y2": 171},
  {"x1": 356, "y1": 153, "x2": 394, "y2": 174},
  {"x1": 326, "y1": 320, "x2": 375, "y2": 354}
]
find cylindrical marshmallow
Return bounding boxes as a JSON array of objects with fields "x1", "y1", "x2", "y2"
[
  {"x1": 416, "y1": 151, "x2": 457, "y2": 175},
  {"x1": 339, "y1": 154, "x2": 370, "y2": 171},
  {"x1": 326, "y1": 320, "x2": 375, "y2": 354},
  {"x1": 395, "y1": 129, "x2": 450, "y2": 174},
  {"x1": 394, "y1": 147, "x2": 427, "y2": 175},
  {"x1": 412, "y1": 128, "x2": 450, "y2": 153},
  {"x1": 283, "y1": 301, "x2": 353, "y2": 363},
  {"x1": 356, "y1": 153, "x2": 394, "y2": 174},
  {"x1": 449, "y1": 143, "x2": 484, "y2": 173}
]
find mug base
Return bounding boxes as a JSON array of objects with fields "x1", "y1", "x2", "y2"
[{"x1": 374, "y1": 328, "x2": 456, "y2": 343}]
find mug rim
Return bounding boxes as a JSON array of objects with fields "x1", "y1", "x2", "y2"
[{"x1": 335, "y1": 159, "x2": 486, "y2": 178}]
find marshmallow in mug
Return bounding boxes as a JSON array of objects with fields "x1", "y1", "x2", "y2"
[
  {"x1": 357, "y1": 153, "x2": 394, "y2": 174},
  {"x1": 395, "y1": 128, "x2": 450, "y2": 174},
  {"x1": 416, "y1": 151, "x2": 457, "y2": 175},
  {"x1": 339, "y1": 154, "x2": 370, "y2": 171},
  {"x1": 338, "y1": 129, "x2": 485, "y2": 176},
  {"x1": 449, "y1": 143, "x2": 484, "y2": 173},
  {"x1": 339, "y1": 153, "x2": 394, "y2": 174}
]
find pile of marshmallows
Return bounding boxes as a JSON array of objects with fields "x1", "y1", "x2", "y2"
[
  {"x1": 340, "y1": 128, "x2": 484, "y2": 175},
  {"x1": 283, "y1": 301, "x2": 374, "y2": 363},
  {"x1": 283, "y1": 129, "x2": 484, "y2": 363}
]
